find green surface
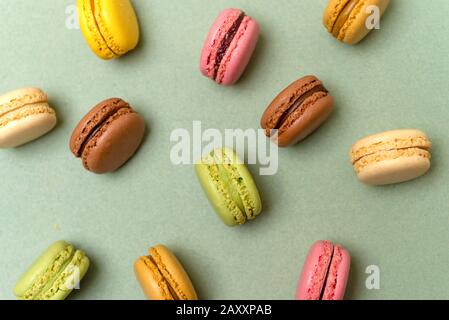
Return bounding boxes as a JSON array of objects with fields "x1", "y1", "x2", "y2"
[{"x1": 1, "y1": 0, "x2": 449, "y2": 300}]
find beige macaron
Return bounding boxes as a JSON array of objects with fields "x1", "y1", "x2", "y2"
[
  {"x1": 0, "y1": 88, "x2": 57, "y2": 148},
  {"x1": 323, "y1": 0, "x2": 390, "y2": 45},
  {"x1": 134, "y1": 245, "x2": 198, "y2": 300},
  {"x1": 350, "y1": 129, "x2": 432, "y2": 185}
]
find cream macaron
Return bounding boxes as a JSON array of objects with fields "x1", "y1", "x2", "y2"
[
  {"x1": 0, "y1": 88, "x2": 57, "y2": 148},
  {"x1": 350, "y1": 129, "x2": 432, "y2": 185}
]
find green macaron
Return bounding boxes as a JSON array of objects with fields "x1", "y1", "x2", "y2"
[
  {"x1": 195, "y1": 148, "x2": 262, "y2": 226},
  {"x1": 14, "y1": 240, "x2": 90, "y2": 300}
]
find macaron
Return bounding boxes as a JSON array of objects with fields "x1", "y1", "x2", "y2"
[
  {"x1": 200, "y1": 8, "x2": 260, "y2": 85},
  {"x1": 0, "y1": 88, "x2": 57, "y2": 148},
  {"x1": 134, "y1": 244, "x2": 198, "y2": 300},
  {"x1": 323, "y1": 0, "x2": 390, "y2": 45},
  {"x1": 350, "y1": 129, "x2": 432, "y2": 185},
  {"x1": 261, "y1": 76, "x2": 334, "y2": 147},
  {"x1": 296, "y1": 241, "x2": 350, "y2": 300},
  {"x1": 77, "y1": 0, "x2": 140, "y2": 59},
  {"x1": 195, "y1": 148, "x2": 262, "y2": 226},
  {"x1": 70, "y1": 98, "x2": 145, "y2": 174},
  {"x1": 14, "y1": 241, "x2": 90, "y2": 300}
]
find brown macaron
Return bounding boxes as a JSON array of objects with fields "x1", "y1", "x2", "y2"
[
  {"x1": 70, "y1": 98, "x2": 145, "y2": 174},
  {"x1": 261, "y1": 76, "x2": 334, "y2": 147}
]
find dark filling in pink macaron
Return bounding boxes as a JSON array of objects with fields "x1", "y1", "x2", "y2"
[
  {"x1": 274, "y1": 84, "x2": 328, "y2": 130},
  {"x1": 319, "y1": 245, "x2": 346, "y2": 300},
  {"x1": 319, "y1": 244, "x2": 336, "y2": 299},
  {"x1": 213, "y1": 12, "x2": 246, "y2": 80}
]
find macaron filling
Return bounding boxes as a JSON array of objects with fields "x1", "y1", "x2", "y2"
[
  {"x1": 331, "y1": 0, "x2": 361, "y2": 37},
  {"x1": 219, "y1": 160, "x2": 259, "y2": 220},
  {"x1": 206, "y1": 159, "x2": 246, "y2": 224},
  {"x1": 0, "y1": 90, "x2": 48, "y2": 117},
  {"x1": 304, "y1": 241, "x2": 333, "y2": 299},
  {"x1": 321, "y1": 245, "x2": 345, "y2": 300},
  {"x1": 141, "y1": 256, "x2": 176, "y2": 300},
  {"x1": 351, "y1": 136, "x2": 432, "y2": 164},
  {"x1": 351, "y1": 135, "x2": 432, "y2": 173},
  {"x1": 274, "y1": 84, "x2": 328, "y2": 130},
  {"x1": 205, "y1": 149, "x2": 259, "y2": 223},
  {"x1": 21, "y1": 245, "x2": 75, "y2": 300},
  {"x1": 265, "y1": 80, "x2": 329, "y2": 137},
  {"x1": 87, "y1": 0, "x2": 119, "y2": 56},
  {"x1": 37, "y1": 250, "x2": 88, "y2": 299},
  {"x1": 307, "y1": 242, "x2": 344, "y2": 300},
  {"x1": 353, "y1": 147, "x2": 431, "y2": 173},
  {"x1": 213, "y1": 12, "x2": 246, "y2": 80},
  {"x1": 76, "y1": 106, "x2": 133, "y2": 158},
  {"x1": 0, "y1": 102, "x2": 55, "y2": 127},
  {"x1": 145, "y1": 247, "x2": 189, "y2": 300}
]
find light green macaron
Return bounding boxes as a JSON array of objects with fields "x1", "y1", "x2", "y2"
[
  {"x1": 195, "y1": 148, "x2": 262, "y2": 227},
  {"x1": 14, "y1": 240, "x2": 90, "y2": 300}
]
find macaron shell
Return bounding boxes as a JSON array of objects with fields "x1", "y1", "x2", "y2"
[
  {"x1": 77, "y1": 0, "x2": 116, "y2": 59},
  {"x1": 195, "y1": 162, "x2": 244, "y2": 226},
  {"x1": 42, "y1": 252, "x2": 90, "y2": 300},
  {"x1": 14, "y1": 241, "x2": 71, "y2": 298},
  {"x1": 70, "y1": 98, "x2": 130, "y2": 156},
  {"x1": 323, "y1": 0, "x2": 352, "y2": 33},
  {"x1": 216, "y1": 16, "x2": 260, "y2": 85},
  {"x1": 357, "y1": 154, "x2": 431, "y2": 185},
  {"x1": 350, "y1": 129, "x2": 431, "y2": 163},
  {"x1": 82, "y1": 111, "x2": 145, "y2": 174},
  {"x1": 322, "y1": 245, "x2": 350, "y2": 300},
  {"x1": 93, "y1": 0, "x2": 140, "y2": 56},
  {"x1": 296, "y1": 241, "x2": 334, "y2": 300},
  {"x1": 150, "y1": 245, "x2": 198, "y2": 300},
  {"x1": 196, "y1": 148, "x2": 262, "y2": 226},
  {"x1": 0, "y1": 105, "x2": 57, "y2": 148},
  {"x1": 261, "y1": 76, "x2": 333, "y2": 147},
  {"x1": 334, "y1": 0, "x2": 390, "y2": 45},
  {"x1": 200, "y1": 8, "x2": 243, "y2": 79},
  {"x1": 220, "y1": 148, "x2": 262, "y2": 219},
  {"x1": 276, "y1": 95, "x2": 334, "y2": 147},
  {"x1": 134, "y1": 257, "x2": 174, "y2": 300},
  {"x1": 0, "y1": 87, "x2": 48, "y2": 116},
  {"x1": 261, "y1": 76, "x2": 320, "y2": 128}
]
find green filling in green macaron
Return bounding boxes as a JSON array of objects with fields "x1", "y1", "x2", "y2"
[
  {"x1": 14, "y1": 240, "x2": 90, "y2": 300},
  {"x1": 214, "y1": 149, "x2": 259, "y2": 220},
  {"x1": 196, "y1": 148, "x2": 262, "y2": 226},
  {"x1": 207, "y1": 156, "x2": 247, "y2": 224},
  {"x1": 21, "y1": 244, "x2": 75, "y2": 300},
  {"x1": 37, "y1": 250, "x2": 89, "y2": 300}
]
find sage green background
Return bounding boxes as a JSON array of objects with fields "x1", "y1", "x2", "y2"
[{"x1": 1, "y1": 0, "x2": 448, "y2": 300}]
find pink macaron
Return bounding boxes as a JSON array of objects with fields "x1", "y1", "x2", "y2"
[
  {"x1": 200, "y1": 8, "x2": 260, "y2": 86},
  {"x1": 296, "y1": 241, "x2": 351, "y2": 300}
]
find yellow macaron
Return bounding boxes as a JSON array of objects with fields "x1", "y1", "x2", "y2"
[
  {"x1": 323, "y1": 0, "x2": 390, "y2": 45},
  {"x1": 77, "y1": 0, "x2": 140, "y2": 59}
]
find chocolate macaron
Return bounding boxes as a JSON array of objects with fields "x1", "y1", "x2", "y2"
[
  {"x1": 261, "y1": 76, "x2": 334, "y2": 147},
  {"x1": 70, "y1": 98, "x2": 145, "y2": 174}
]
